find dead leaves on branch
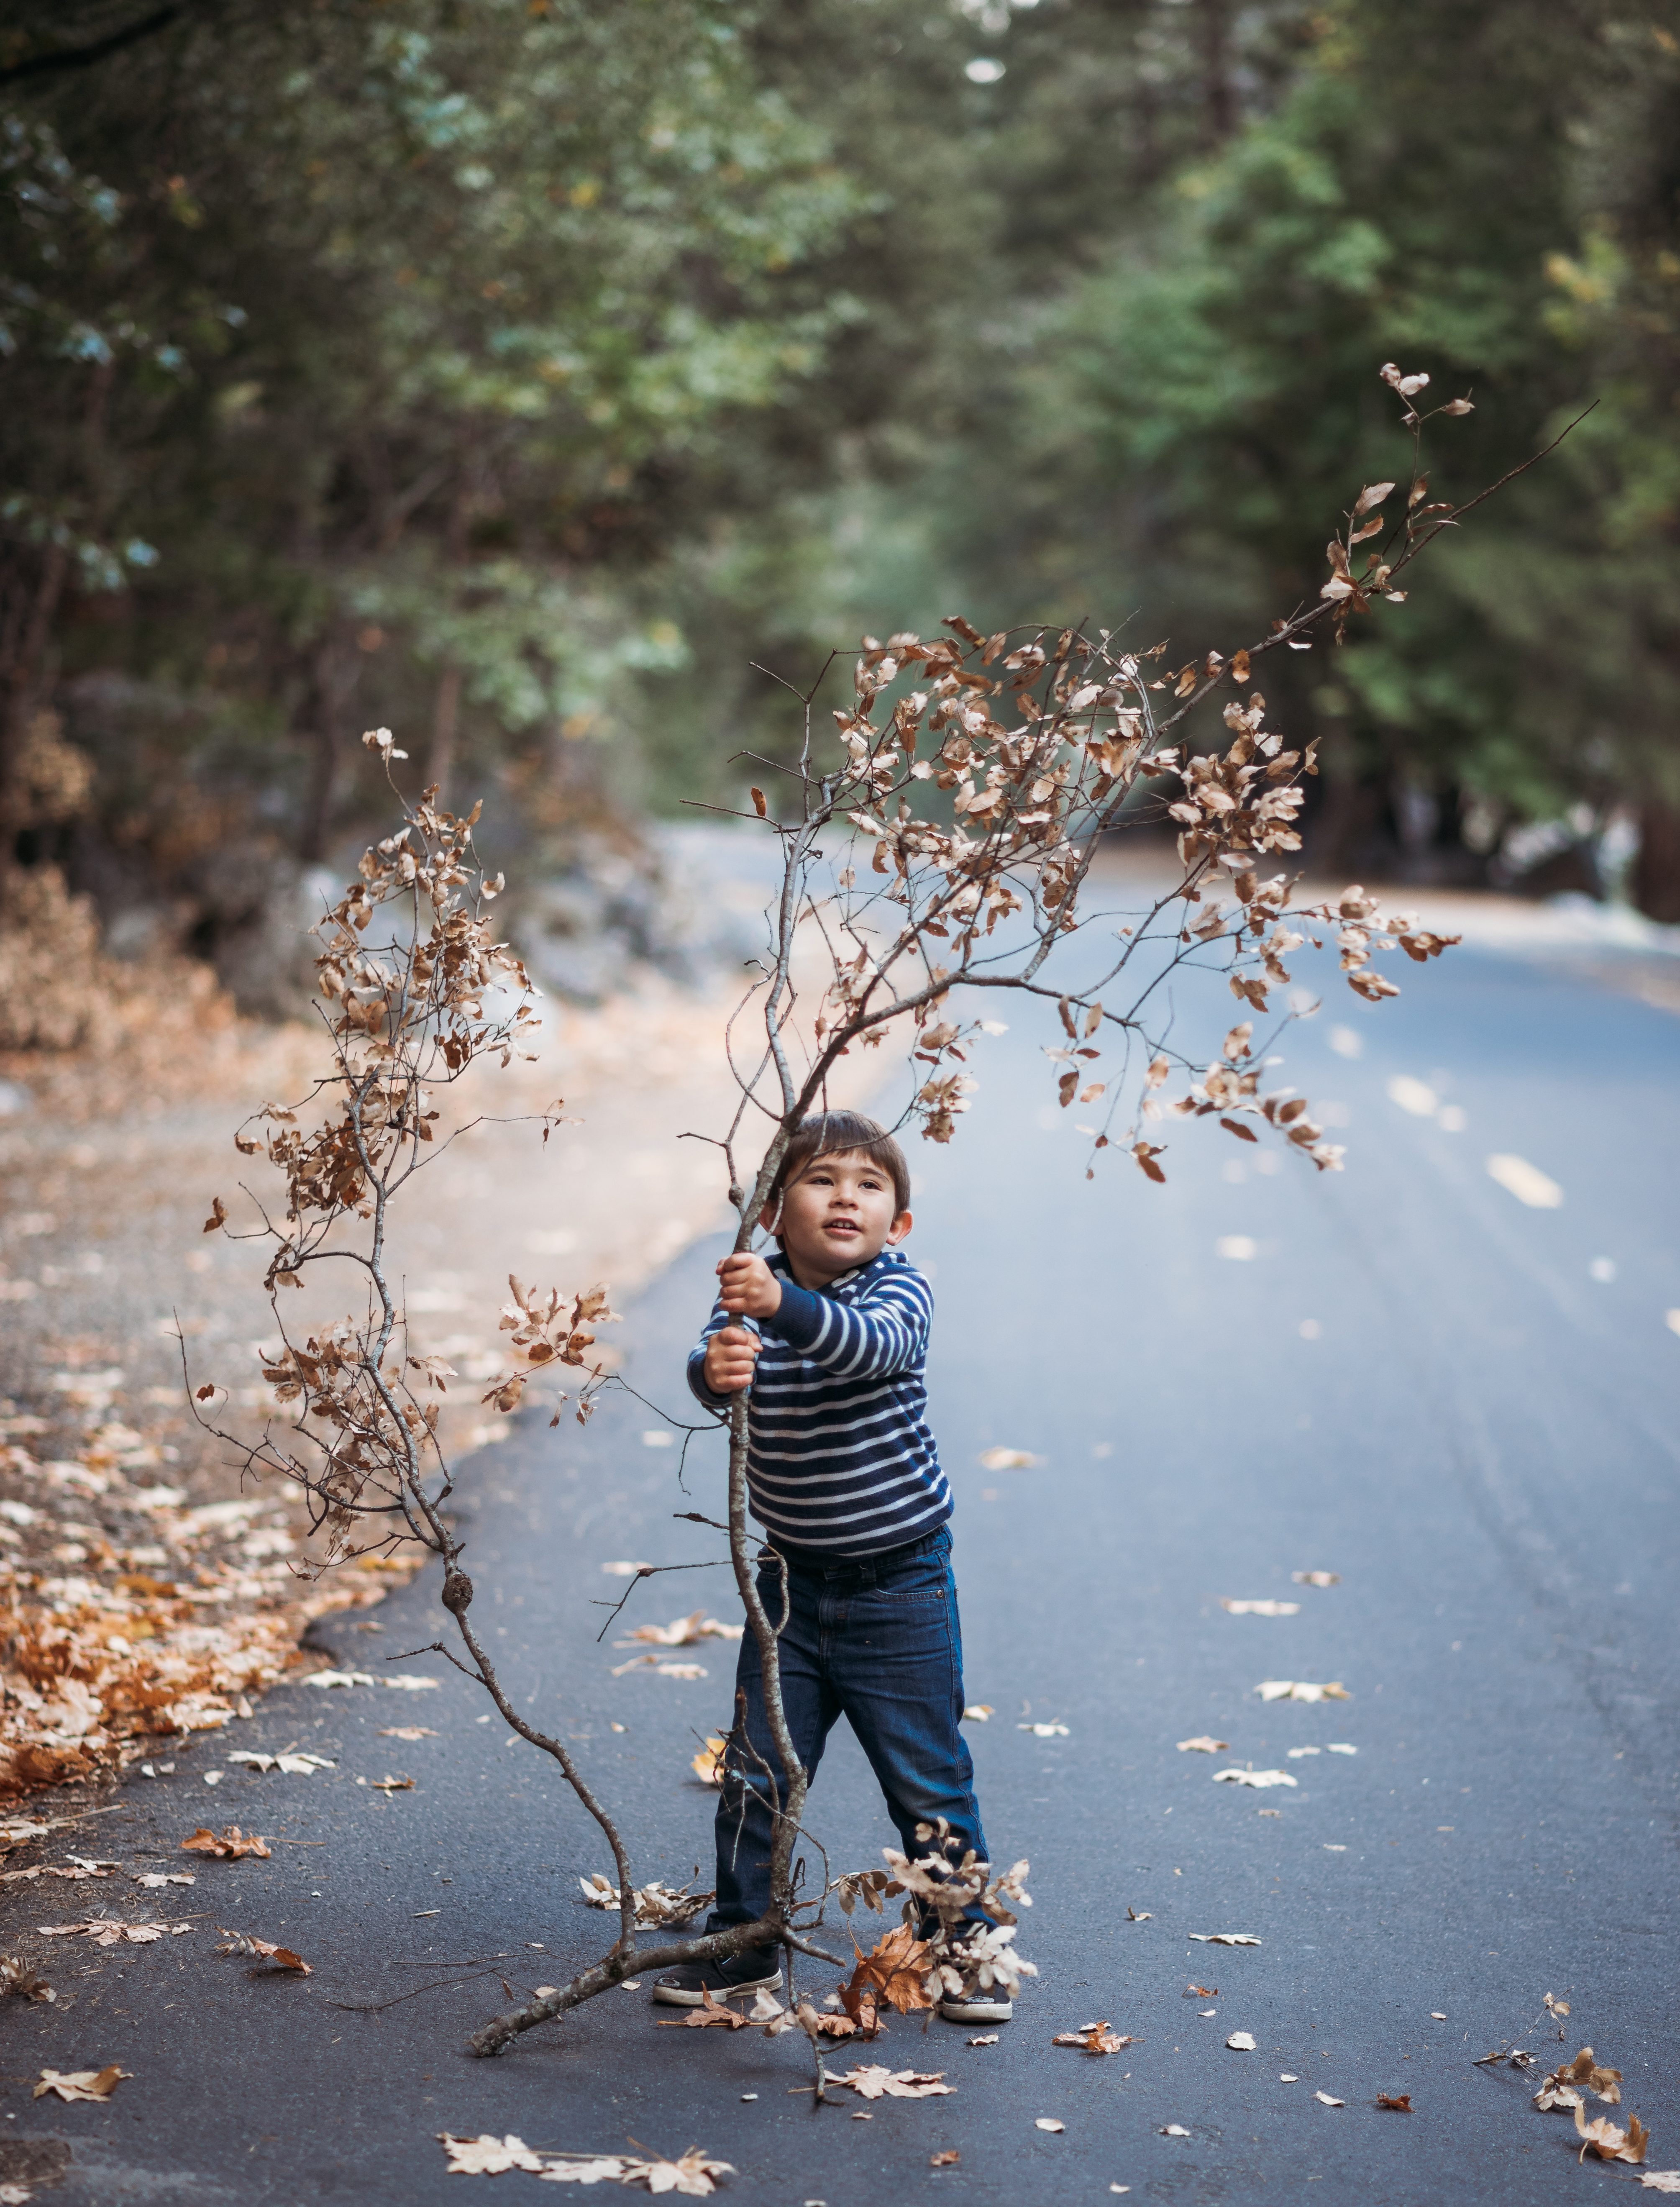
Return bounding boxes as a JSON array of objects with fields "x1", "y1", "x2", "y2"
[
  {"x1": 1535, "y1": 2048, "x2": 1623, "y2": 2111},
  {"x1": 579, "y1": 1875, "x2": 713, "y2": 1930}
]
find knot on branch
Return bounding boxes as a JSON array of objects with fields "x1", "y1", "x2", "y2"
[{"x1": 440, "y1": 1569, "x2": 474, "y2": 1615}]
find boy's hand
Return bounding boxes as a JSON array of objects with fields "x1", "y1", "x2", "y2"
[
  {"x1": 715, "y1": 1250, "x2": 783, "y2": 1320},
  {"x1": 704, "y1": 1324, "x2": 763, "y2": 1395}
]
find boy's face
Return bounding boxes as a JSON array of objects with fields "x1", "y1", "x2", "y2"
[{"x1": 764, "y1": 1148, "x2": 911, "y2": 1285}]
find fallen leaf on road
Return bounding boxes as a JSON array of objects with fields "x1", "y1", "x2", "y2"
[
  {"x1": 368, "y1": 1774, "x2": 415, "y2": 1793},
  {"x1": 1544, "y1": 1993, "x2": 1571, "y2": 2018},
  {"x1": 1190, "y1": 1933, "x2": 1260, "y2": 1947},
  {"x1": 1053, "y1": 2022, "x2": 1133, "y2": 2054},
  {"x1": 1125, "y1": 1907, "x2": 1152, "y2": 1921},
  {"x1": 841, "y1": 1925, "x2": 934, "y2": 2027},
  {"x1": 1185, "y1": 1984, "x2": 1217, "y2": 1998},
  {"x1": 1177, "y1": 1736, "x2": 1229, "y2": 1753},
  {"x1": 1226, "y1": 2033, "x2": 1257, "y2": 2051},
  {"x1": 0, "y1": 1954, "x2": 54, "y2": 2003},
  {"x1": 1035, "y1": 2118, "x2": 1065, "y2": 2133},
  {"x1": 379, "y1": 1727, "x2": 438, "y2": 1740},
  {"x1": 977, "y1": 1448, "x2": 1039, "y2": 1471},
  {"x1": 305, "y1": 1669, "x2": 439, "y2": 1692},
  {"x1": 1286, "y1": 1746, "x2": 1320, "y2": 1759},
  {"x1": 132, "y1": 1873, "x2": 195, "y2": 1888},
  {"x1": 961, "y1": 1705, "x2": 994, "y2": 1722},
  {"x1": 440, "y1": 2135, "x2": 549, "y2": 2174},
  {"x1": 1376, "y1": 2093, "x2": 1412, "y2": 2111},
  {"x1": 34, "y1": 2065, "x2": 128, "y2": 2102},
  {"x1": 967, "y1": 2034, "x2": 999, "y2": 2047},
  {"x1": 579, "y1": 1874, "x2": 712, "y2": 1930},
  {"x1": 227, "y1": 1751, "x2": 335, "y2": 1775},
  {"x1": 1280, "y1": 2073, "x2": 1299, "y2": 2082},
  {"x1": 1257, "y1": 1680, "x2": 1349, "y2": 1702},
  {"x1": 656, "y1": 1987, "x2": 752, "y2": 2031},
  {"x1": 830, "y1": 2067, "x2": 953, "y2": 2101},
  {"x1": 930, "y1": 2150, "x2": 960, "y2": 2166},
  {"x1": 1638, "y1": 2174, "x2": 1680, "y2": 2193},
  {"x1": 215, "y1": 1929, "x2": 310, "y2": 1972},
  {"x1": 182, "y1": 1826, "x2": 271, "y2": 1859},
  {"x1": 1326, "y1": 1743, "x2": 1357, "y2": 1755},
  {"x1": 615, "y1": 1612, "x2": 743, "y2": 1649},
  {"x1": 38, "y1": 1920, "x2": 188, "y2": 1946},
  {"x1": 1160, "y1": 2125, "x2": 1191, "y2": 2137},
  {"x1": 691, "y1": 1737, "x2": 727, "y2": 1786},
  {"x1": 1314, "y1": 2092, "x2": 1344, "y2": 2107},
  {"x1": 1291, "y1": 1571, "x2": 1340, "y2": 1587},
  {"x1": 0, "y1": 1864, "x2": 113, "y2": 1884},
  {"x1": 1536, "y1": 2049, "x2": 1622, "y2": 2110},
  {"x1": 1213, "y1": 1768, "x2": 1297, "y2": 1789},
  {"x1": 1019, "y1": 1722, "x2": 1068, "y2": 1738},
  {"x1": 1575, "y1": 2106, "x2": 1648, "y2": 2164},
  {"x1": 1221, "y1": 1599, "x2": 1300, "y2": 1617}
]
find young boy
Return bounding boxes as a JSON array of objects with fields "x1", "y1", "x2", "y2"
[{"x1": 650, "y1": 1109, "x2": 1007, "y2": 2025}]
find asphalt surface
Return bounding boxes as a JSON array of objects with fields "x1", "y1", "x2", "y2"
[{"x1": 3, "y1": 926, "x2": 1678, "y2": 2206}]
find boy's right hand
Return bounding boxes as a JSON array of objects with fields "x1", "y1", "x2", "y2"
[{"x1": 704, "y1": 1325, "x2": 763, "y2": 1395}]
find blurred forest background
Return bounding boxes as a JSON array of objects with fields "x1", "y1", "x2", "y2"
[{"x1": 2, "y1": 0, "x2": 1678, "y2": 1034}]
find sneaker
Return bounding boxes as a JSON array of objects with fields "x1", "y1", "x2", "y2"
[
  {"x1": 650, "y1": 1948, "x2": 783, "y2": 2008},
  {"x1": 938, "y1": 1991, "x2": 1014, "y2": 2025}
]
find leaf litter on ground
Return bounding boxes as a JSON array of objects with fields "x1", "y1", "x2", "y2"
[
  {"x1": 0, "y1": 1954, "x2": 54, "y2": 2003},
  {"x1": 1575, "y1": 2106, "x2": 1649, "y2": 2165},
  {"x1": 976, "y1": 1448, "x2": 1038, "y2": 1471},
  {"x1": 182, "y1": 1825, "x2": 270, "y2": 1858},
  {"x1": 215, "y1": 1929, "x2": 310, "y2": 1972},
  {"x1": 438, "y1": 2136, "x2": 735, "y2": 2192},
  {"x1": 656, "y1": 1987, "x2": 750, "y2": 2032},
  {"x1": 1176, "y1": 1736, "x2": 1229, "y2": 1753},
  {"x1": 830, "y1": 2068, "x2": 953, "y2": 2101},
  {"x1": 1535, "y1": 2049, "x2": 1621, "y2": 2110},
  {"x1": 35, "y1": 2066, "x2": 128, "y2": 2102},
  {"x1": 1376, "y1": 2093, "x2": 1413, "y2": 2111},
  {"x1": 1291, "y1": 1572, "x2": 1341, "y2": 1587},
  {"x1": 1256, "y1": 1680, "x2": 1350, "y2": 1702},
  {"x1": 614, "y1": 1611, "x2": 743, "y2": 1650},
  {"x1": 1220, "y1": 1599, "x2": 1299, "y2": 1617},
  {"x1": 1053, "y1": 2022, "x2": 1133, "y2": 2054},
  {"x1": 1190, "y1": 1933, "x2": 1260, "y2": 1947},
  {"x1": 1213, "y1": 1767, "x2": 1296, "y2": 1790},
  {"x1": 379, "y1": 1726, "x2": 438, "y2": 1740},
  {"x1": 38, "y1": 1920, "x2": 191, "y2": 1945}
]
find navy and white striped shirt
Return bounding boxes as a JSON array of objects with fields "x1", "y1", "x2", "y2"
[{"x1": 687, "y1": 1248, "x2": 950, "y2": 1559}]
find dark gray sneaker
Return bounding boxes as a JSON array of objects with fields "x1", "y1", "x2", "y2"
[{"x1": 650, "y1": 1948, "x2": 782, "y2": 2008}]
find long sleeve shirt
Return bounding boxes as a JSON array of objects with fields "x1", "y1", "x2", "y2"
[{"x1": 687, "y1": 1247, "x2": 951, "y2": 1559}]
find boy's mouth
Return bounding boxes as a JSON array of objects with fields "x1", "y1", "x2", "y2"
[{"x1": 824, "y1": 1219, "x2": 860, "y2": 1237}]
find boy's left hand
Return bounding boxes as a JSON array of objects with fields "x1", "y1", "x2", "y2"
[{"x1": 716, "y1": 1249, "x2": 782, "y2": 1319}]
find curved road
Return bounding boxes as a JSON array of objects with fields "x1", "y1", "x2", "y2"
[{"x1": 4, "y1": 928, "x2": 1677, "y2": 2206}]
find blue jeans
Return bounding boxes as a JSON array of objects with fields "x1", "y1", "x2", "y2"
[{"x1": 706, "y1": 1524, "x2": 991, "y2": 1942}]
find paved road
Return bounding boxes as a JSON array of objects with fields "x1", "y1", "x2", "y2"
[{"x1": 4, "y1": 928, "x2": 1677, "y2": 2206}]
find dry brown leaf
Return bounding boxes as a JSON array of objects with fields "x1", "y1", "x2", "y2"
[
  {"x1": 215, "y1": 1928, "x2": 310, "y2": 1972},
  {"x1": 1376, "y1": 2093, "x2": 1413, "y2": 2111},
  {"x1": 0, "y1": 1953, "x2": 55, "y2": 2003},
  {"x1": 1053, "y1": 2022, "x2": 1133, "y2": 2054},
  {"x1": 38, "y1": 1919, "x2": 189, "y2": 1946},
  {"x1": 1035, "y1": 2117, "x2": 1065, "y2": 2133},
  {"x1": 368, "y1": 1774, "x2": 414, "y2": 1792},
  {"x1": 976, "y1": 1447, "x2": 1039, "y2": 1471},
  {"x1": 1639, "y1": 2174, "x2": 1680, "y2": 2194},
  {"x1": 1188, "y1": 1933, "x2": 1260, "y2": 1947},
  {"x1": 691, "y1": 1736, "x2": 727, "y2": 1787},
  {"x1": 1185, "y1": 1983, "x2": 1217, "y2": 1998},
  {"x1": 378, "y1": 1726, "x2": 437, "y2": 1740},
  {"x1": 182, "y1": 1825, "x2": 271, "y2": 1859},
  {"x1": 438, "y1": 2135, "x2": 550, "y2": 2175},
  {"x1": 1125, "y1": 1906, "x2": 1152, "y2": 1922},
  {"x1": 930, "y1": 2149, "x2": 960, "y2": 2167},
  {"x1": 840, "y1": 1923, "x2": 935, "y2": 2026},
  {"x1": 1575, "y1": 2104, "x2": 1649, "y2": 2165},
  {"x1": 1256, "y1": 1680, "x2": 1350, "y2": 1702},
  {"x1": 35, "y1": 2064, "x2": 128, "y2": 2102},
  {"x1": 616, "y1": 1612, "x2": 743, "y2": 1650},
  {"x1": 579, "y1": 1874, "x2": 712, "y2": 1930},
  {"x1": 655, "y1": 1986, "x2": 752, "y2": 2031},
  {"x1": 830, "y1": 2066, "x2": 953, "y2": 2101},
  {"x1": 967, "y1": 2033, "x2": 999, "y2": 2047},
  {"x1": 1291, "y1": 1571, "x2": 1340, "y2": 1587},
  {"x1": 1176, "y1": 1736, "x2": 1229, "y2": 1754},
  {"x1": 1544, "y1": 1992, "x2": 1570, "y2": 2019},
  {"x1": 1537, "y1": 2048, "x2": 1623, "y2": 2110}
]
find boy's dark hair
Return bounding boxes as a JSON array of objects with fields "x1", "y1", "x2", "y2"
[{"x1": 766, "y1": 1111, "x2": 911, "y2": 1222}]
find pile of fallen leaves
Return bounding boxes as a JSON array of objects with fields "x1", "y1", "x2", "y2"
[
  {"x1": 0, "y1": 1384, "x2": 417, "y2": 1799},
  {"x1": 439, "y1": 2135, "x2": 733, "y2": 2193}
]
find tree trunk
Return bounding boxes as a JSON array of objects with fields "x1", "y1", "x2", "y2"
[
  {"x1": 1631, "y1": 795, "x2": 1680, "y2": 923},
  {"x1": 0, "y1": 538, "x2": 70, "y2": 909},
  {"x1": 427, "y1": 661, "x2": 462, "y2": 807}
]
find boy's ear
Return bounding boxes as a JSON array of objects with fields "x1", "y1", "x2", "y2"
[
  {"x1": 758, "y1": 1200, "x2": 781, "y2": 1235},
  {"x1": 886, "y1": 1208, "x2": 913, "y2": 1246}
]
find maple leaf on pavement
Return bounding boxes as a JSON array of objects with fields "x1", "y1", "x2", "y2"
[
  {"x1": 1575, "y1": 2105, "x2": 1649, "y2": 2165},
  {"x1": 35, "y1": 2066, "x2": 128, "y2": 2103},
  {"x1": 830, "y1": 2066, "x2": 954, "y2": 2101}
]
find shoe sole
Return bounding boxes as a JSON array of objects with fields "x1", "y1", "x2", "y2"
[
  {"x1": 939, "y1": 1999, "x2": 1014, "y2": 2023},
  {"x1": 650, "y1": 1970, "x2": 782, "y2": 2009}
]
